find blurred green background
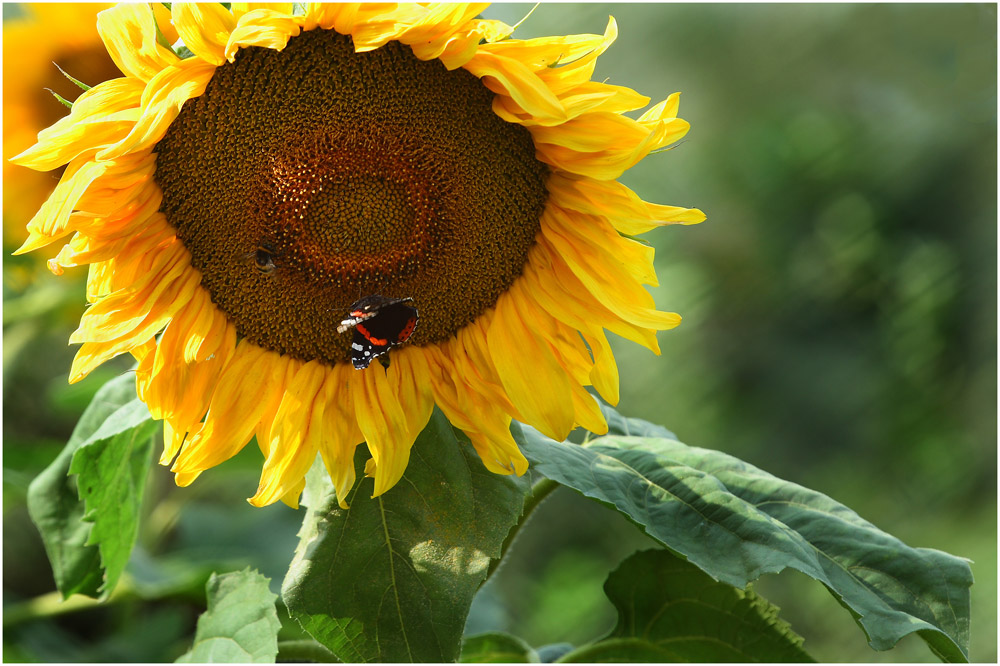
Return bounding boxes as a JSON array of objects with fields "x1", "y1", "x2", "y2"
[{"x1": 4, "y1": 3, "x2": 996, "y2": 662}]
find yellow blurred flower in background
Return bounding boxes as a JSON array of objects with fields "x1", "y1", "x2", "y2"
[{"x1": 3, "y1": 3, "x2": 119, "y2": 244}]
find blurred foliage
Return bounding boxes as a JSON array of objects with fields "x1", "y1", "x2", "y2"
[{"x1": 3, "y1": 3, "x2": 996, "y2": 663}]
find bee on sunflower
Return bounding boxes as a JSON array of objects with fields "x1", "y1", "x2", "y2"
[{"x1": 11, "y1": 2, "x2": 703, "y2": 510}]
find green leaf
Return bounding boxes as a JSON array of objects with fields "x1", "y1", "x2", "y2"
[
  {"x1": 282, "y1": 408, "x2": 529, "y2": 663},
  {"x1": 598, "y1": 401, "x2": 676, "y2": 439},
  {"x1": 26, "y1": 374, "x2": 146, "y2": 598},
  {"x1": 177, "y1": 569, "x2": 281, "y2": 663},
  {"x1": 560, "y1": 549, "x2": 813, "y2": 662},
  {"x1": 67, "y1": 379, "x2": 157, "y2": 598},
  {"x1": 515, "y1": 424, "x2": 972, "y2": 662},
  {"x1": 461, "y1": 632, "x2": 539, "y2": 663}
]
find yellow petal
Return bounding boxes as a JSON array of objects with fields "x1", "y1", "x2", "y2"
[
  {"x1": 317, "y1": 363, "x2": 363, "y2": 509},
  {"x1": 639, "y1": 92, "x2": 681, "y2": 123},
  {"x1": 493, "y1": 81, "x2": 649, "y2": 128},
  {"x1": 10, "y1": 78, "x2": 144, "y2": 171},
  {"x1": 54, "y1": 213, "x2": 171, "y2": 272},
  {"x1": 151, "y1": 2, "x2": 179, "y2": 45},
  {"x1": 255, "y1": 356, "x2": 303, "y2": 461},
  {"x1": 303, "y1": 3, "x2": 397, "y2": 37},
  {"x1": 537, "y1": 17, "x2": 618, "y2": 94},
  {"x1": 583, "y1": 329, "x2": 620, "y2": 406},
  {"x1": 98, "y1": 58, "x2": 216, "y2": 161},
  {"x1": 249, "y1": 360, "x2": 327, "y2": 507},
  {"x1": 387, "y1": 346, "x2": 435, "y2": 437},
  {"x1": 68, "y1": 270, "x2": 199, "y2": 382},
  {"x1": 464, "y1": 51, "x2": 567, "y2": 124},
  {"x1": 21, "y1": 157, "x2": 108, "y2": 250},
  {"x1": 547, "y1": 172, "x2": 705, "y2": 236},
  {"x1": 171, "y1": 342, "x2": 289, "y2": 474},
  {"x1": 174, "y1": 469, "x2": 203, "y2": 487},
  {"x1": 145, "y1": 296, "x2": 236, "y2": 431},
  {"x1": 397, "y1": 4, "x2": 487, "y2": 46},
  {"x1": 231, "y1": 3, "x2": 294, "y2": 21},
  {"x1": 97, "y1": 3, "x2": 179, "y2": 81},
  {"x1": 423, "y1": 345, "x2": 527, "y2": 475},
  {"x1": 70, "y1": 246, "x2": 187, "y2": 343},
  {"x1": 570, "y1": 383, "x2": 608, "y2": 435},
  {"x1": 435, "y1": 19, "x2": 512, "y2": 70},
  {"x1": 352, "y1": 363, "x2": 412, "y2": 497},
  {"x1": 225, "y1": 8, "x2": 300, "y2": 61},
  {"x1": 349, "y1": 5, "x2": 426, "y2": 51},
  {"x1": 479, "y1": 30, "x2": 606, "y2": 71},
  {"x1": 172, "y1": 2, "x2": 235, "y2": 66},
  {"x1": 540, "y1": 208, "x2": 680, "y2": 332},
  {"x1": 160, "y1": 420, "x2": 188, "y2": 467},
  {"x1": 486, "y1": 285, "x2": 574, "y2": 441},
  {"x1": 530, "y1": 240, "x2": 662, "y2": 354},
  {"x1": 278, "y1": 479, "x2": 306, "y2": 509},
  {"x1": 530, "y1": 112, "x2": 648, "y2": 153}
]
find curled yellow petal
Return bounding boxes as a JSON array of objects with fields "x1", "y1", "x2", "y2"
[
  {"x1": 352, "y1": 363, "x2": 412, "y2": 497},
  {"x1": 172, "y1": 342, "x2": 290, "y2": 474},
  {"x1": 225, "y1": 8, "x2": 300, "y2": 62},
  {"x1": 97, "y1": 3, "x2": 178, "y2": 81},
  {"x1": 98, "y1": 59, "x2": 216, "y2": 161},
  {"x1": 249, "y1": 360, "x2": 327, "y2": 507},
  {"x1": 172, "y1": 2, "x2": 236, "y2": 66},
  {"x1": 464, "y1": 51, "x2": 567, "y2": 124},
  {"x1": 487, "y1": 285, "x2": 574, "y2": 442}
]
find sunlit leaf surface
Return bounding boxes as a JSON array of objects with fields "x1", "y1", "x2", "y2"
[
  {"x1": 176, "y1": 568, "x2": 280, "y2": 663},
  {"x1": 516, "y1": 422, "x2": 972, "y2": 662},
  {"x1": 283, "y1": 409, "x2": 529, "y2": 662}
]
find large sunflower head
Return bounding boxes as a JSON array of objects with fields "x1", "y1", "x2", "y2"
[{"x1": 12, "y1": 3, "x2": 704, "y2": 509}]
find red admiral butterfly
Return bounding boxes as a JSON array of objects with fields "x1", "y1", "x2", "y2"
[{"x1": 336, "y1": 295, "x2": 418, "y2": 369}]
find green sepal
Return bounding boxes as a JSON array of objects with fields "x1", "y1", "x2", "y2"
[
  {"x1": 44, "y1": 88, "x2": 73, "y2": 109},
  {"x1": 53, "y1": 62, "x2": 91, "y2": 91}
]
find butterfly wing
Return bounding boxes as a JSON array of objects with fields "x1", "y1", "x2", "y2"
[{"x1": 347, "y1": 298, "x2": 418, "y2": 369}]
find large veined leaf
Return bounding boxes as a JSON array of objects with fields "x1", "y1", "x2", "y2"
[
  {"x1": 283, "y1": 409, "x2": 529, "y2": 663},
  {"x1": 560, "y1": 549, "x2": 813, "y2": 662},
  {"x1": 514, "y1": 423, "x2": 972, "y2": 662},
  {"x1": 27, "y1": 374, "x2": 155, "y2": 599},
  {"x1": 69, "y1": 397, "x2": 157, "y2": 598},
  {"x1": 176, "y1": 569, "x2": 280, "y2": 663}
]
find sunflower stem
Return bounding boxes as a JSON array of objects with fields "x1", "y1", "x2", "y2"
[
  {"x1": 276, "y1": 639, "x2": 340, "y2": 663},
  {"x1": 485, "y1": 477, "x2": 560, "y2": 581}
]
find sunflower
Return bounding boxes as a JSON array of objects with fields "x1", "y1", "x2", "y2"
[
  {"x1": 3, "y1": 3, "x2": 121, "y2": 244},
  {"x1": 12, "y1": 3, "x2": 704, "y2": 509}
]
